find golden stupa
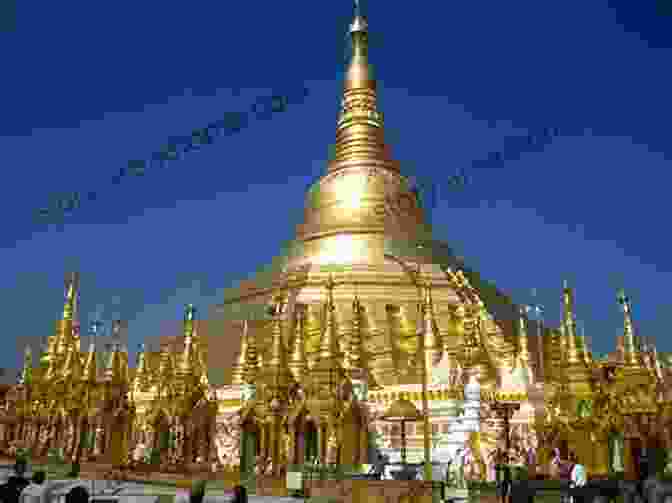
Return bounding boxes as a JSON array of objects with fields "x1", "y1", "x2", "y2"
[{"x1": 2, "y1": 1, "x2": 671, "y2": 486}]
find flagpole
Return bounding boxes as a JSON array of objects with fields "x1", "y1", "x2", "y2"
[{"x1": 530, "y1": 289, "x2": 545, "y2": 383}]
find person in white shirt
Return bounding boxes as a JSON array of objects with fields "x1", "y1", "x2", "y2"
[{"x1": 569, "y1": 452, "x2": 587, "y2": 503}]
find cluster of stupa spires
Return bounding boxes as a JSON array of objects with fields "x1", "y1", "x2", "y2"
[
  {"x1": 232, "y1": 273, "x2": 456, "y2": 392},
  {"x1": 232, "y1": 274, "x2": 665, "y2": 395},
  {"x1": 131, "y1": 303, "x2": 209, "y2": 398},
  {"x1": 20, "y1": 273, "x2": 131, "y2": 388},
  {"x1": 500, "y1": 279, "x2": 665, "y2": 389},
  {"x1": 616, "y1": 288, "x2": 664, "y2": 378},
  {"x1": 232, "y1": 278, "x2": 369, "y2": 388},
  {"x1": 231, "y1": 275, "x2": 370, "y2": 387},
  {"x1": 18, "y1": 274, "x2": 209, "y2": 405},
  {"x1": 21, "y1": 269, "x2": 662, "y2": 401}
]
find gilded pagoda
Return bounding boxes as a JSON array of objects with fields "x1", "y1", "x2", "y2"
[
  {"x1": 3, "y1": 2, "x2": 672, "y2": 484},
  {"x1": 0, "y1": 273, "x2": 217, "y2": 473}
]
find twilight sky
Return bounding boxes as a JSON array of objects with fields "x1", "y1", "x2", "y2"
[{"x1": 1, "y1": 0, "x2": 670, "y2": 374}]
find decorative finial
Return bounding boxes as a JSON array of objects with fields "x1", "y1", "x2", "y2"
[
  {"x1": 423, "y1": 277, "x2": 434, "y2": 306},
  {"x1": 349, "y1": 0, "x2": 368, "y2": 33},
  {"x1": 272, "y1": 294, "x2": 287, "y2": 317},
  {"x1": 19, "y1": 347, "x2": 33, "y2": 386},
  {"x1": 618, "y1": 288, "x2": 638, "y2": 366},
  {"x1": 268, "y1": 293, "x2": 290, "y2": 374},
  {"x1": 353, "y1": 291, "x2": 361, "y2": 313},
  {"x1": 184, "y1": 304, "x2": 196, "y2": 321},
  {"x1": 89, "y1": 319, "x2": 101, "y2": 336},
  {"x1": 62, "y1": 272, "x2": 80, "y2": 321},
  {"x1": 617, "y1": 289, "x2": 628, "y2": 306}
]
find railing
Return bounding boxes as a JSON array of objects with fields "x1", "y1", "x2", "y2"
[
  {"x1": 20, "y1": 478, "x2": 232, "y2": 503},
  {"x1": 299, "y1": 464, "x2": 355, "y2": 481}
]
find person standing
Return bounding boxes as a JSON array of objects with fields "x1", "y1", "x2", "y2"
[
  {"x1": 499, "y1": 464, "x2": 512, "y2": 503},
  {"x1": 232, "y1": 485, "x2": 247, "y2": 503},
  {"x1": 568, "y1": 452, "x2": 586, "y2": 503},
  {"x1": 456, "y1": 448, "x2": 466, "y2": 489},
  {"x1": 1, "y1": 462, "x2": 31, "y2": 503},
  {"x1": 550, "y1": 448, "x2": 562, "y2": 479},
  {"x1": 558, "y1": 453, "x2": 575, "y2": 503},
  {"x1": 637, "y1": 448, "x2": 650, "y2": 503},
  {"x1": 444, "y1": 457, "x2": 453, "y2": 486},
  {"x1": 174, "y1": 480, "x2": 191, "y2": 503},
  {"x1": 495, "y1": 449, "x2": 512, "y2": 503},
  {"x1": 367, "y1": 452, "x2": 387, "y2": 480}
]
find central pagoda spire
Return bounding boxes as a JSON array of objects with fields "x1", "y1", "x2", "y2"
[
  {"x1": 296, "y1": 2, "x2": 427, "y2": 260},
  {"x1": 331, "y1": 0, "x2": 392, "y2": 167}
]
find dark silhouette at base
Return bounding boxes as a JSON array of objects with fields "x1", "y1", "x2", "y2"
[
  {"x1": 232, "y1": 485, "x2": 248, "y2": 503},
  {"x1": 0, "y1": 462, "x2": 31, "y2": 503},
  {"x1": 190, "y1": 480, "x2": 207, "y2": 503},
  {"x1": 65, "y1": 486, "x2": 89, "y2": 503}
]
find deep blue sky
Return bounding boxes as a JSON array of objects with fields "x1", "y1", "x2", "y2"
[{"x1": 1, "y1": 1, "x2": 670, "y2": 373}]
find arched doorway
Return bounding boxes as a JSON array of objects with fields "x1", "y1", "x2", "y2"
[
  {"x1": 76, "y1": 416, "x2": 92, "y2": 461},
  {"x1": 341, "y1": 405, "x2": 363, "y2": 466},
  {"x1": 108, "y1": 410, "x2": 129, "y2": 466},
  {"x1": 649, "y1": 435, "x2": 666, "y2": 477},
  {"x1": 559, "y1": 438, "x2": 570, "y2": 459},
  {"x1": 608, "y1": 430, "x2": 625, "y2": 474},
  {"x1": 240, "y1": 419, "x2": 258, "y2": 481},
  {"x1": 304, "y1": 420, "x2": 318, "y2": 464},
  {"x1": 287, "y1": 409, "x2": 305, "y2": 465},
  {"x1": 149, "y1": 410, "x2": 170, "y2": 464},
  {"x1": 630, "y1": 437, "x2": 646, "y2": 479}
]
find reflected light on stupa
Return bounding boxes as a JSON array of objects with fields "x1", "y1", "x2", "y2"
[
  {"x1": 334, "y1": 172, "x2": 367, "y2": 211},
  {"x1": 316, "y1": 234, "x2": 363, "y2": 264}
]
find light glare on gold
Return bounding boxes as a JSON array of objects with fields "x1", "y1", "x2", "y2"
[
  {"x1": 334, "y1": 173, "x2": 367, "y2": 211},
  {"x1": 316, "y1": 234, "x2": 362, "y2": 264}
]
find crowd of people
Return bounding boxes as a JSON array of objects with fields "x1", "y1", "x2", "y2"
[
  {"x1": 0, "y1": 459, "x2": 251, "y2": 503},
  {"x1": 0, "y1": 448, "x2": 656, "y2": 503},
  {"x1": 496, "y1": 447, "x2": 658, "y2": 503},
  {"x1": 492, "y1": 447, "x2": 588, "y2": 503},
  {"x1": 550, "y1": 450, "x2": 587, "y2": 502},
  {"x1": 0, "y1": 462, "x2": 90, "y2": 503}
]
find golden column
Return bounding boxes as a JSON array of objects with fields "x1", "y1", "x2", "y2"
[
  {"x1": 266, "y1": 293, "x2": 291, "y2": 472},
  {"x1": 419, "y1": 276, "x2": 442, "y2": 481},
  {"x1": 624, "y1": 436, "x2": 636, "y2": 480},
  {"x1": 618, "y1": 289, "x2": 642, "y2": 369},
  {"x1": 420, "y1": 337, "x2": 432, "y2": 481},
  {"x1": 591, "y1": 431, "x2": 610, "y2": 477},
  {"x1": 312, "y1": 274, "x2": 346, "y2": 466}
]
